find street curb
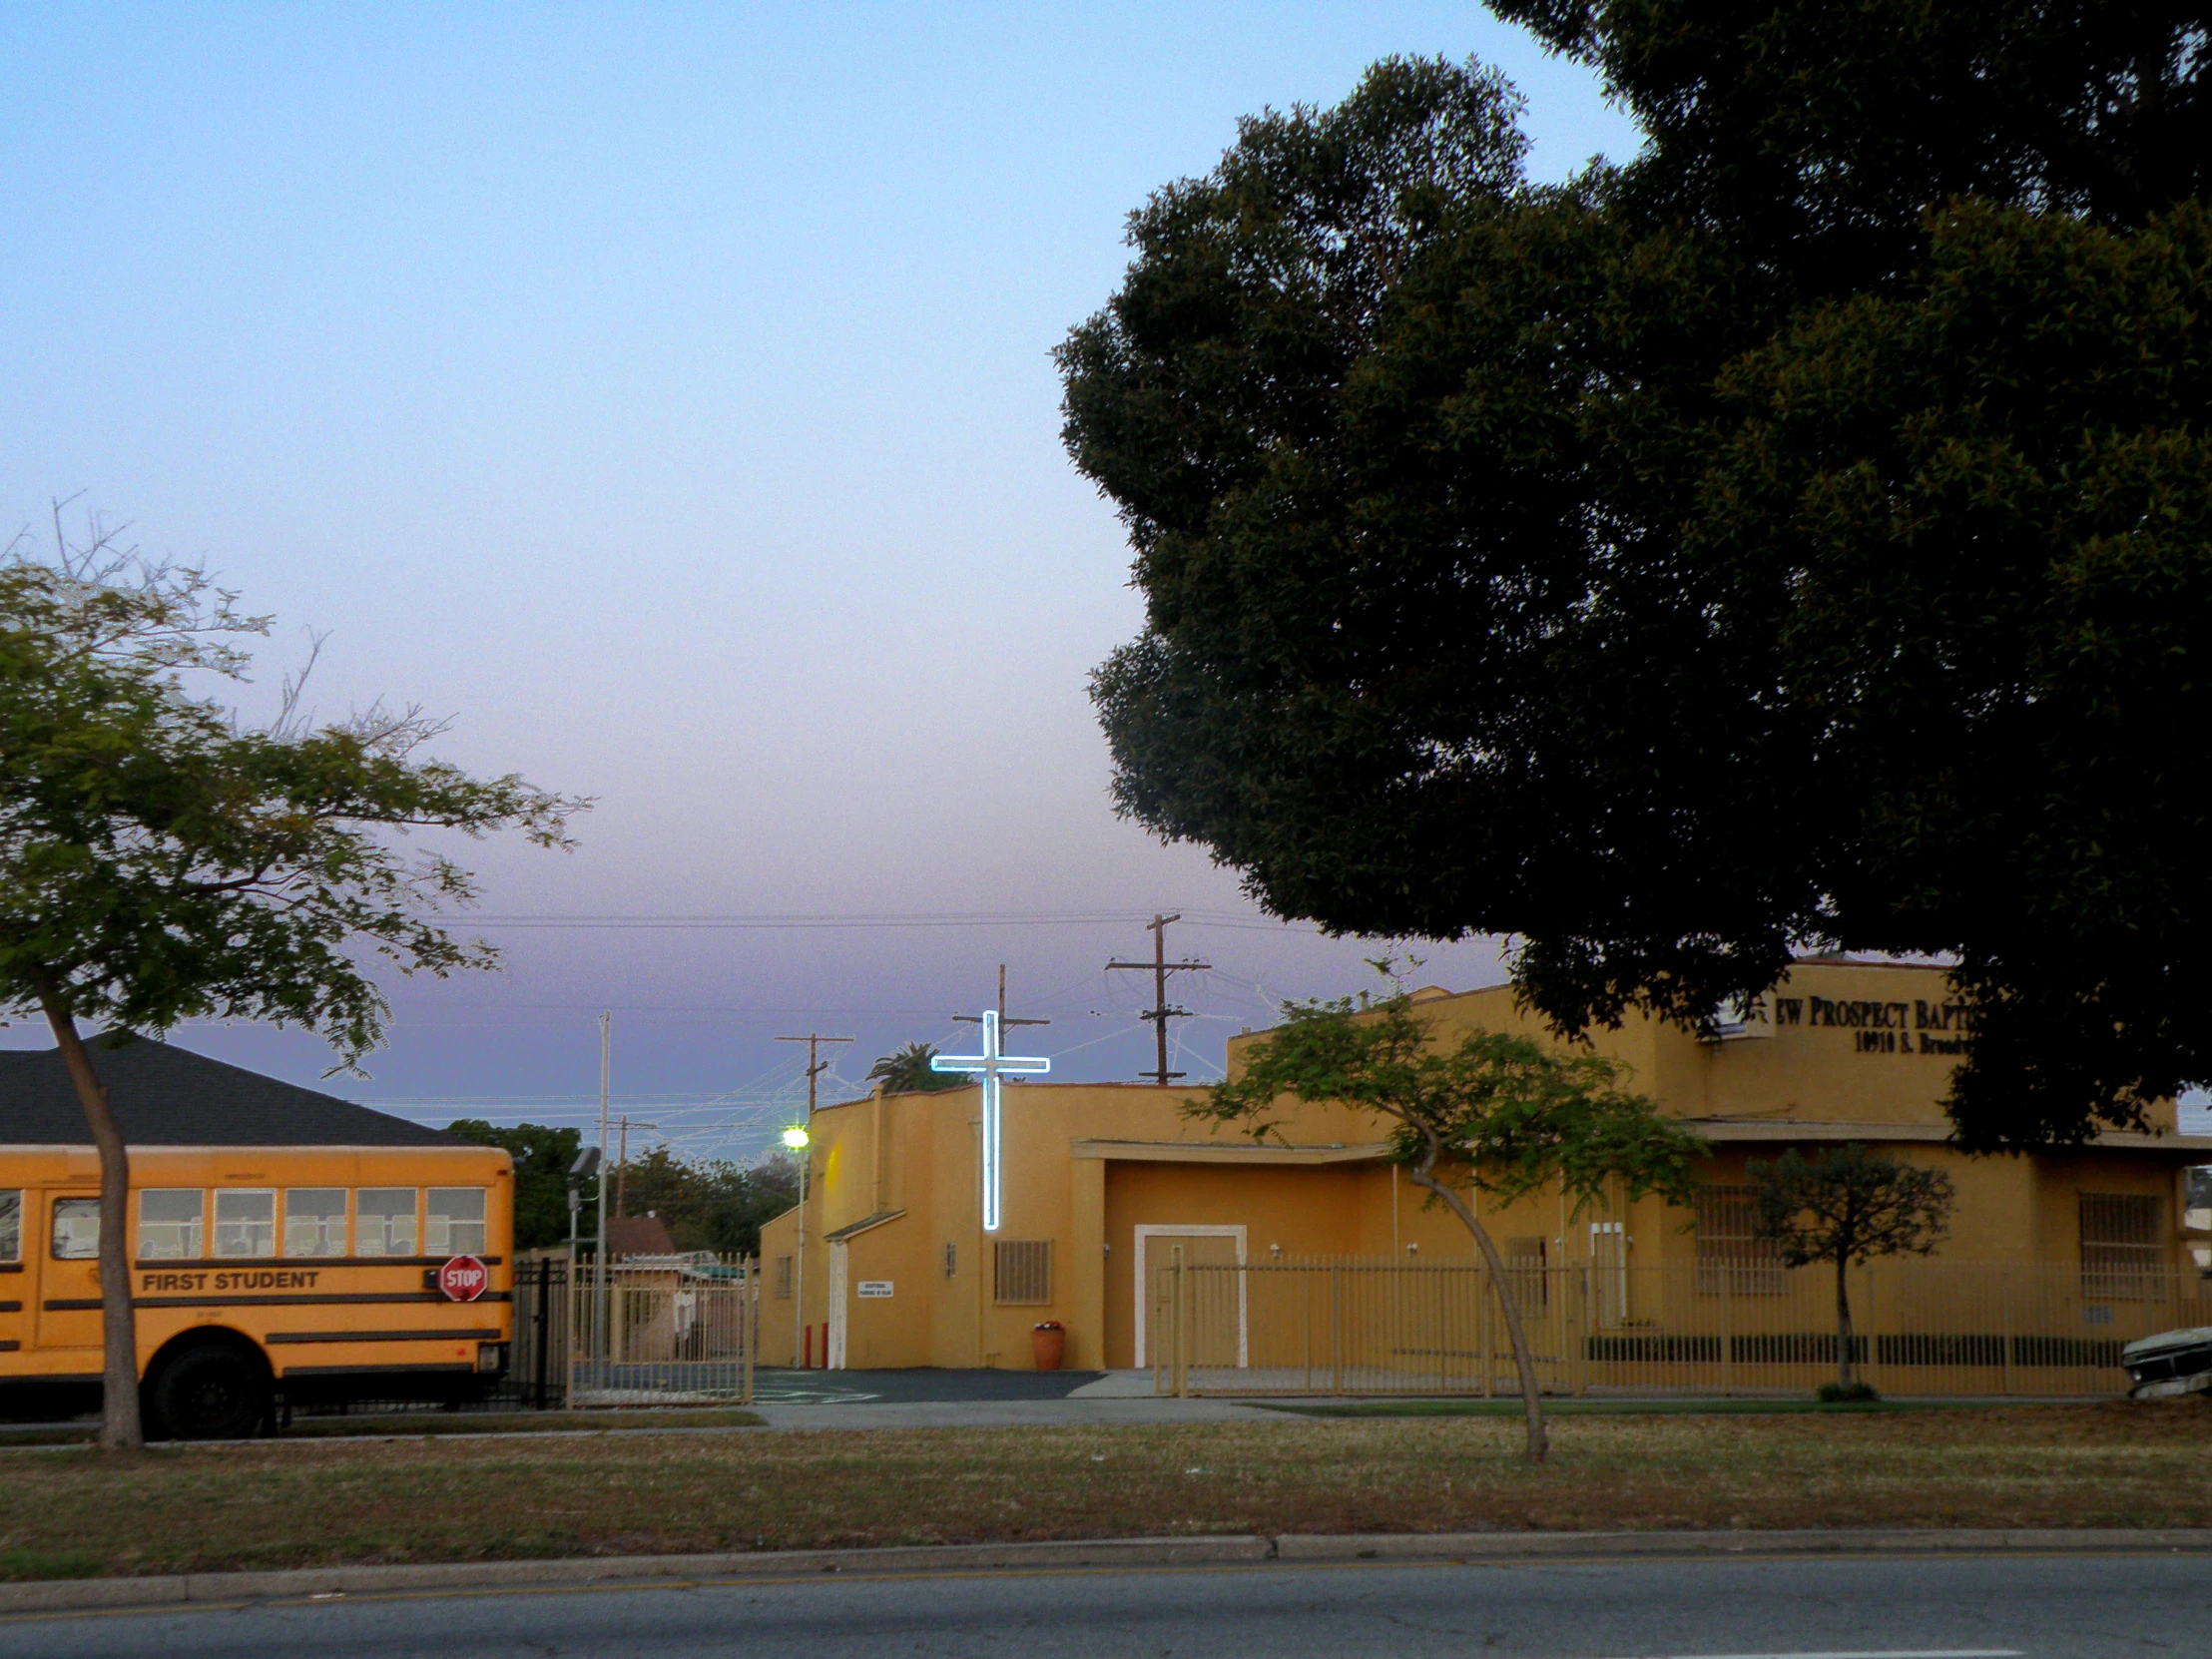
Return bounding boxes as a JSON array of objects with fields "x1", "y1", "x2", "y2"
[
  {"x1": 3, "y1": 1528, "x2": 2208, "y2": 1617},
  {"x1": 0, "y1": 1536, "x2": 1273, "y2": 1615},
  {"x1": 1269, "y1": 1527, "x2": 2212, "y2": 1560}
]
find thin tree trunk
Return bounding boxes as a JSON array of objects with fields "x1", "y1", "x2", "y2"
[
  {"x1": 36, "y1": 992, "x2": 143, "y2": 1448},
  {"x1": 1408, "y1": 1167, "x2": 1548, "y2": 1463},
  {"x1": 1835, "y1": 1253, "x2": 1854, "y2": 1389}
]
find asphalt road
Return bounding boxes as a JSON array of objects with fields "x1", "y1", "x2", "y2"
[{"x1": 7, "y1": 1551, "x2": 2207, "y2": 1658}]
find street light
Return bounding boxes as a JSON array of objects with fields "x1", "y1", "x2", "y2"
[{"x1": 784, "y1": 1125, "x2": 812, "y2": 1367}]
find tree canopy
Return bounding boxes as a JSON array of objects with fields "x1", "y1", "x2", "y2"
[
  {"x1": 613, "y1": 1146, "x2": 801, "y2": 1256},
  {"x1": 0, "y1": 521, "x2": 583, "y2": 1443},
  {"x1": 1060, "y1": 7, "x2": 2212, "y2": 1150},
  {"x1": 867, "y1": 1041, "x2": 964, "y2": 1095}
]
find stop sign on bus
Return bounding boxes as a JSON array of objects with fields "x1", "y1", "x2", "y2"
[{"x1": 438, "y1": 1255, "x2": 488, "y2": 1302}]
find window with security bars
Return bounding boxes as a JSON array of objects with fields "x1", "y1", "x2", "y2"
[
  {"x1": 993, "y1": 1239, "x2": 1052, "y2": 1305},
  {"x1": 1694, "y1": 1186, "x2": 1786, "y2": 1295},
  {"x1": 2080, "y1": 1192, "x2": 2165, "y2": 1299},
  {"x1": 774, "y1": 1255, "x2": 793, "y2": 1299}
]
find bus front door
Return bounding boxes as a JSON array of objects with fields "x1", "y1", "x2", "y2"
[{"x1": 35, "y1": 1192, "x2": 107, "y2": 1362}]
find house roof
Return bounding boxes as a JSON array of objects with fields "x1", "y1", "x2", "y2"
[
  {"x1": 823, "y1": 1209, "x2": 904, "y2": 1242},
  {"x1": 606, "y1": 1214, "x2": 678, "y2": 1257},
  {"x1": 0, "y1": 1033, "x2": 458, "y2": 1149}
]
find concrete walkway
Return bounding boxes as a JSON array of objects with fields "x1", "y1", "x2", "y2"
[
  {"x1": 750, "y1": 1395, "x2": 1274, "y2": 1430},
  {"x1": 744, "y1": 1367, "x2": 1278, "y2": 1427},
  {"x1": 1065, "y1": 1370, "x2": 1163, "y2": 1398}
]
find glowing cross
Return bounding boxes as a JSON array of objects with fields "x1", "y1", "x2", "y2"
[{"x1": 931, "y1": 1010, "x2": 1050, "y2": 1233}]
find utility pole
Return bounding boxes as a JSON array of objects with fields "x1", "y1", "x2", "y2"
[
  {"x1": 776, "y1": 1032, "x2": 852, "y2": 1369},
  {"x1": 595, "y1": 1011, "x2": 611, "y2": 1382},
  {"x1": 954, "y1": 962, "x2": 1051, "y2": 1042},
  {"x1": 1107, "y1": 913, "x2": 1211, "y2": 1084}
]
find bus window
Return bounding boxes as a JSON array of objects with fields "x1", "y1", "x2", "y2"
[
  {"x1": 427, "y1": 1188, "x2": 486, "y2": 1256},
  {"x1": 356, "y1": 1188, "x2": 417, "y2": 1257},
  {"x1": 214, "y1": 1190, "x2": 276, "y2": 1258},
  {"x1": 139, "y1": 1190, "x2": 206, "y2": 1259},
  {"x1": 51, "y1": 1198, "x2": 100, "y2": 1259},
  {"x1": 284, "y1": 1189, "x2": 346, "y2": 1257},
  {"x1": 0, "y1": 1192, "x2": 19, "y2": 1263}
]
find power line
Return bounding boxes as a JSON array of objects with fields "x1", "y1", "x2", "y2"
[{"x1": 414, "y1": 908, "x2": 1331, "y2": 933}]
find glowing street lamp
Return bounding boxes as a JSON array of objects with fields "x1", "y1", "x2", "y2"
[{"x1": 784, "y1": 1123, "x2": 814, "y2": 1368}]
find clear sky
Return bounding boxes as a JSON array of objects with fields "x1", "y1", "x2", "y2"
[{"x1": 0, "y1": 3, "x2": 1645, "y2": 1160}]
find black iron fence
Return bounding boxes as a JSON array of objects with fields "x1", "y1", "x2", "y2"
[{"x1": 286, "y1": 1252, "x2": 571, "y2": 1418}]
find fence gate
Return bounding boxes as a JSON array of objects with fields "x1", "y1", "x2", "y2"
[
  {"x1": 512, "y1": 1253, "x2": 571, "y2": 1409},
  {"x1": 570, "y1": 1252, "x2": 758, "y2": 1405}
]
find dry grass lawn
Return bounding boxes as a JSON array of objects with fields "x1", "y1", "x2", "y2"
[{"x1": 0, "y1": 1401, "x2": 2206, "y2": 1580}]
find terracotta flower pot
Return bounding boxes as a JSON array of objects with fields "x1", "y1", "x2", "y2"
[{"x1": 1032, "y1": 1324, "x2": 1066, "y2": 1371}]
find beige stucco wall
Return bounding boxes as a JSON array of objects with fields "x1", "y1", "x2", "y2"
[{"x1": 756, "y1": 959, "x2": 2211, "y2": 1372}]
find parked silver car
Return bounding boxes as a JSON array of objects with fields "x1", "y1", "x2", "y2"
[{"x1": 2120, "y1": 1327, "x2": 2212, "y2": 1398}]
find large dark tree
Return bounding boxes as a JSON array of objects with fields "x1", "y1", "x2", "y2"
[{"x1": 1059, "y1": 9, "x2": 2212, "y2": 1151}]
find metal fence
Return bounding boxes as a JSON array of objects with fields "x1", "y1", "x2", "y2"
[
  {"x1": 509, "y1": 1252, "x2": 571, "y2": 1408},
  {"x1": 1150, "y1": 1251, "x2": 2212, "y2": 1398},
  {"x1": 569, "y1": 1252, "x2": 758, "y2": 1405},
  {"x1": 285, "y1": 1252, "x2": 572, "y2": 1418}
]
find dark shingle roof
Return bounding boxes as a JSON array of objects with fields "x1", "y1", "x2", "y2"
[{"x1": 0, "y1": 1033, "x2": 458, "y2": 1149}]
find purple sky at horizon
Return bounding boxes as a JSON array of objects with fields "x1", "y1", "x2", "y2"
[{"x1": 0, "y1": 4, "x2": 1648, "y2": 1163}]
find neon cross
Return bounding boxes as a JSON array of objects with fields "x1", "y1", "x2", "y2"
[{"x1": 931, "y1": 1010, "x2": 1050, "y2": 1233}]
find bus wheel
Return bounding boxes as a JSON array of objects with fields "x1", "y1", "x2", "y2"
[{"x1": 150, "y1": 1343, "x2": 271, "y2": 1440}]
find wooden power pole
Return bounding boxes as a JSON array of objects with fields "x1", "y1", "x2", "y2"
[
  {"x1": 1107, "y1": 912, "x2": 1211, "y2": 1084},
  {"x1": 775, "y1": 1031, "x2": 851, "y2": 1370},
  {"x1": 954, "y1": 962, "x2": 1051, "y2": 1043}
]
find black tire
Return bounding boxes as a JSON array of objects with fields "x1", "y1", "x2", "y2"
[{"x1": 149, "y1": 1344, "x2": 270, "y2": 1440}]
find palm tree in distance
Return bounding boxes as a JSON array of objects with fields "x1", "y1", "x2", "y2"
[{"x1": 867, "y1": 1041, "x2": 963, "y2": 1094}]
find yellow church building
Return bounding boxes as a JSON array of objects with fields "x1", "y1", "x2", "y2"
[{"x1": 759, "y1": 958, "x2": 2212, "y2": 1394}]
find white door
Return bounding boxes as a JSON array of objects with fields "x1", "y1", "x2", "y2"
[
  {"x1": 828, "y1": 1241, "x2": 849, "y2": 1370},
  {"x1": 1590, "y1": 1222, "x2": 1628, "y2": 1328},
  {"x1": 1133, "y1": 1225, "x2": 1247, "y2": 1369}
]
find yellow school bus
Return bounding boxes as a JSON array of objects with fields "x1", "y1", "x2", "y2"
[{"x1": 0, "y1": 1034, "x2": 512, "y2": 1437}]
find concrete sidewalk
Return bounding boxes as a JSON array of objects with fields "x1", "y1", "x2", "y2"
[
  {"x1": 749, "y1": 1395, "x2": 1274, "y2": 1430},
  {"x1": 746, "y1": 1368, "x2": 1271, "y2": 1426}
]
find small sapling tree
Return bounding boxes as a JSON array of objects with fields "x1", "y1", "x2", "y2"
[
  {"x1": 0, "y1": 514, "x2": 585, "y2": 1447},
  {"x1": 1199, "y1": 997, "x2": 1706, "y2": 1462},
  {"x1": 1747, "y1": 1145, "x2": 1955, "y2": 1396}
]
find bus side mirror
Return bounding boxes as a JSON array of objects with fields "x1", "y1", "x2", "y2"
[{"x1": 567, "y1": 1146, "x2": 601, "y2": 1189}]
